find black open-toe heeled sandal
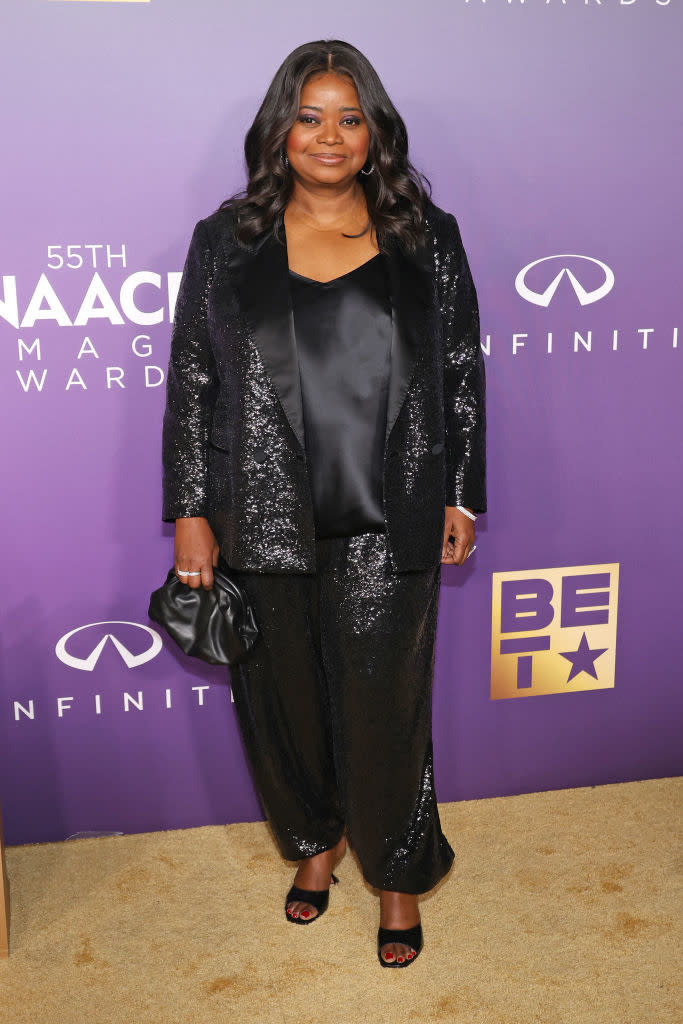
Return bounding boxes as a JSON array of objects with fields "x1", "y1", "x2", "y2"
[
  {"x1": 377, "y1": 922, "x2": 423, "y2": 967},
  {"x1": 285, "y1": 872, "x2": 339, "y2": 924}
]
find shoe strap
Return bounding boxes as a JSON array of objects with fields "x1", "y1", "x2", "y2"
[
  {"x1": 377, "y1": 922, "x2": 423, "y2": 949},
  {"x1": 285, "y1": 884, "x2": 331, "y2": 913}
]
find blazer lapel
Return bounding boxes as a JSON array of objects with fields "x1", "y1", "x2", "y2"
[
  {"x1": 227, "y1": 221, "x2": 433, "y2": 456},
  {"x1": 228, "y1": 227, "x2": 306, "y2": 451}
]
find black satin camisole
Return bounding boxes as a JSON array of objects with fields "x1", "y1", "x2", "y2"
[{"x1": 288, "y1": 253, "x2": 393, "y2": 539}]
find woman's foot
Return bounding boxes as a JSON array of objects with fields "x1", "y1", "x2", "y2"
[
  {"x1": 378, "y1": 890, "x2": 421, "y2": 964},
  {"x1": 286, "y1": 833, "x2": 347, "y2": 921}
]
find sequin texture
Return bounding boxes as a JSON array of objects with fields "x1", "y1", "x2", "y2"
[
  {"x1": 160, "y1": 197, "x2": 482, "y2": 893},
  {"x1": 161, "y1": 198, "x2": 486, "y2": 573},
  {"x1": 229, "y1": 531, "x2": 455, "y2": 894},
  {"x1": 431, "y1": 210, "x2": 486, "y2": 510}
]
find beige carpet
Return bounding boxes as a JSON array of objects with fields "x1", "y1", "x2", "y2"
[{"x1": 0, "y1": 778, "x2": 680, "y2": 1024}]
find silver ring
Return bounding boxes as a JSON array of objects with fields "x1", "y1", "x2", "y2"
[{"x1": 177, "y1": 569, "x2": 201, "y2": 577}]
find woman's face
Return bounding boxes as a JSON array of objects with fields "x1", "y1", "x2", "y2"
[{"x1": 285, "y1": 71, "x2": 371, "y2": 186}]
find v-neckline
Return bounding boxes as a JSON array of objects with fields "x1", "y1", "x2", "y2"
[{"x1": 288, "y1": 252, "x2": 381, "y2": 286}]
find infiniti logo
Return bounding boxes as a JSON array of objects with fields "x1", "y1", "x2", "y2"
[
  {"x1": 55, "y1": 621, "x2": 162, "y2": 671},
  {"x1": 515, "y1": 255, "x2": 615, "y2": 307}
]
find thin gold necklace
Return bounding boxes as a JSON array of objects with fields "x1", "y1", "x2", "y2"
[{"x1": 286, "y1": 203, "x2": 371, "y2": 238}]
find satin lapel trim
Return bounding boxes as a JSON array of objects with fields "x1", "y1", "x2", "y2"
[
  {"x1": 226, "y1": 225, "x2": 433, "y2": 457},
  {"x1": 383, "y1": 238, "x2": 433, "y2": 448},
  {"x1": 228, "y1": 228, "x2": 306, "y2": 451}
]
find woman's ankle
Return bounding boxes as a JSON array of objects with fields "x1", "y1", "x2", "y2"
[{"x1": 378, "y1": 890, "x2": 420, "y2": 928}]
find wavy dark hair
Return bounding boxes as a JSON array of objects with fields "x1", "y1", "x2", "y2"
[{"x1": 220, "y1": 39, "x2": 432, "y2": 254}]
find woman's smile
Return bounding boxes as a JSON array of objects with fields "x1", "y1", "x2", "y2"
[{"x1": 309, "y1": 153, "x2": 346, "y2": 163}]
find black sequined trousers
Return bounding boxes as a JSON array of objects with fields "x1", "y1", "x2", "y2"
[{"x1": 227, "y1": 530, "x2": 455, "y2": 894}]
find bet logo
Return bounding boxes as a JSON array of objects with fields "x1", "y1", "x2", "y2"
[{"x1": 491, "y1": 564, "x2": 619, "y2": 699}]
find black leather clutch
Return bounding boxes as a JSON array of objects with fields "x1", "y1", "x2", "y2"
[{"x1": 148, "y1": 560, "x2": 259, "y2": 666}]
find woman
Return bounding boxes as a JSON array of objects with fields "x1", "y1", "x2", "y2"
[{"x1": 161, "y1": 39, "x2": 486, "y2": 968}]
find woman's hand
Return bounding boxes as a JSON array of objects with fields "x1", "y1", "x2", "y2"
[
  {"x1": 441, "y1": 506, "x2": 476, "y2": 565},
  {"x1": 174, "y1": 517, "x2": 220, "y2": 589}
]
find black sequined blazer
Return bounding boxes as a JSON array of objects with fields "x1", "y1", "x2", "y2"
[{"x1": 161, "y1": 197, "x2": 486, "y2": 574}]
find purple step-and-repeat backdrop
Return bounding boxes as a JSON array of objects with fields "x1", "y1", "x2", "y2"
[{"x1": 1, "y1": 0, "x2": 680, "y2": 846}]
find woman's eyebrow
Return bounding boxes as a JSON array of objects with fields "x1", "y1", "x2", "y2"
[{"x1": 299, "y1": 105, "x2": 362, "y2": 113}]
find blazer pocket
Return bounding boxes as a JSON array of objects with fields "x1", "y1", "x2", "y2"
[{"x1": 209, "y1": 428, "x2": 231, "y2": 453}]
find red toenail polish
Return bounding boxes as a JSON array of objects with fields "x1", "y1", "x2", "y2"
[
  {"x1": 397, "y1": 956, "x2": 404, "y2": 963},
  {"x1": 301, "y1": 910, "x2": 310, "y2": 917},
  {"x1": 407, "y1": 952, "x2": 414, "y2": 959},
  {"x1": 385, "y1": 952, "x2": 394, "y2": 960}
]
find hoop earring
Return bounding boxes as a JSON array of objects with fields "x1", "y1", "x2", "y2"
[{"x1": 359, "y1": 162, "x2": 374, "y2": 176}]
